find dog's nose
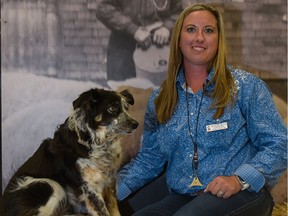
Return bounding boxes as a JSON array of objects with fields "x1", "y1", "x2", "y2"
[{"x1": 131, "y1": 120, "x2": 139, "y2": 129}]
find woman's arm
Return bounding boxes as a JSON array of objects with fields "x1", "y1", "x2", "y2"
[
  {"x1": 117, "y1": 90, "x2": 167, "y2": 200},
  {"x1": 96, "y1": 0, "x2": 138, "y2": 35},
  {"x1": 234, "y1": 74, "x2": 287, "y2": 192}
]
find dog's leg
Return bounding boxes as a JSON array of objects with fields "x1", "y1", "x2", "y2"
[
  {"x1": 64, "y1": 214, "x2": 88, "y2": 216},
  {"x1": 83, "y1": 193, "x2": 110, "y2": 216},
  {"x1": 7, "y1": 177, "x2": 68, "y2": 216},
  {"x1": 80, "y1": 185, "x2": 110, "y2": 216},
  {"x1": 34, "y1": 179, "x2": 68, "y2": 216},
  {"x1": 106, "y1": 194, "x2": 121, "y2": 216},
  {"x1": 104, "y1": 184, "x2": 121, "y2": 216}
]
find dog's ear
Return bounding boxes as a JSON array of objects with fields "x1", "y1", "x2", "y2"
[
  {"x1": 120, "y1": 89, "x2": 134, "y2": 105},
  {"x1": 73, "y1": 89, "x2": 99, "y2": 109},
  {"x1": 73, "y1": 91, "x2": 88, "y2": 109}
]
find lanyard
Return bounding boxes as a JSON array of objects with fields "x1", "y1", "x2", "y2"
[{"x1": 185, "y1": 82, "x2": 205, "y2": 187}]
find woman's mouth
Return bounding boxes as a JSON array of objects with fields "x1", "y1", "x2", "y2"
[{"x1": 192, "y1": 46, "x2": 206, "y2": 51}]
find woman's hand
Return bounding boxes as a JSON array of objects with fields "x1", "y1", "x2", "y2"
[{"x1": 204, "y1": 176, "x2": 241, "y2": 198}]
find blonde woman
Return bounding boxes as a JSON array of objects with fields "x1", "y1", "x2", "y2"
[{"x1": 117, "y1": 3, "x2": 287, "y2": 216}]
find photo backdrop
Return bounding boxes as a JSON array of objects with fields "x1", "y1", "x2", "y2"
[{"x1": 1, "y1": 0, "x2": 287, "y2": 192}]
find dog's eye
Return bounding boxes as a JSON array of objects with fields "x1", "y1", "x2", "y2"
[{"x1": 107, "y1": 105, "x2": 118, "y2": 114}]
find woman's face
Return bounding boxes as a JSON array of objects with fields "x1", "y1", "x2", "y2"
[{"x1": 179, "y1": 10, "x2": 219, "y2": 68}]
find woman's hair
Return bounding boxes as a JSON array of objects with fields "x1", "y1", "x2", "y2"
[{"x1": 154, "y1": 3, "x2": 236, "y2": 123}]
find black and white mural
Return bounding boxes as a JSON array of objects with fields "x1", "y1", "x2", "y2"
[{"x1": 1, "y1": 0, "x2": 287, "y2": 193}]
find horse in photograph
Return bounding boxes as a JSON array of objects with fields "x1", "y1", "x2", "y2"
[{"x1": 0, "y1": 88, "x2": 139, "y2": 216}]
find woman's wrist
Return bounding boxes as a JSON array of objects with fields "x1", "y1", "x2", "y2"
[{"x1": 234, "y1": 175, "x2": 250, "y2": 190}]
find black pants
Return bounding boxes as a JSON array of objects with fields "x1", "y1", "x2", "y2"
[
  {"x1": 133, "y1": 187, "x2": 274, "y2": 216},
  {"x1": 106, "y1": 31, "x2": 137, "y2": 81}
]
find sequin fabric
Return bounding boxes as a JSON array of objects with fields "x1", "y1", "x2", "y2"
[{"x1": 117, "y1": 67, "x2": 287, "y2": 200}]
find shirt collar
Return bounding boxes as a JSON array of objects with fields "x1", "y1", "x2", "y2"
[{"x1": 176, "y1": 67, "x2": 215, "y2": 92}]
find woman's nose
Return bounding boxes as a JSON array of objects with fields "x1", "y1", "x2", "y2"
[{"x1": 196, "y1": 30, "x2": 204, "y2": 42}]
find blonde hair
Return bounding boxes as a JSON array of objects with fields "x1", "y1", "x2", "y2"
[{"x1": 155, "y1": 3, "x2": 236, "y2": 123}]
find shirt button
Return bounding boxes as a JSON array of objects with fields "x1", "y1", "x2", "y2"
[{"x1": 191, "y1": 112, "x2": 194, "y2": 115}]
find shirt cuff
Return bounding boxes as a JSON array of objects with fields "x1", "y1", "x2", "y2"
[
  {"x1": 117, "y1": 180, "x2": 133, "y2": 201},
  {"x1": 234, "y1": 164, "x2": 265, "y2": 192}
]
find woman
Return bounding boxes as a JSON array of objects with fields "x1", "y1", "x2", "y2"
[{"x1": 117, "y1": 3, "x2": 287, "y2": 216}]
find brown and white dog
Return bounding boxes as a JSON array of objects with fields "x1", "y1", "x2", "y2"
[{"x1": 0, "y1": 88, "x2": 139, "y2": 216}]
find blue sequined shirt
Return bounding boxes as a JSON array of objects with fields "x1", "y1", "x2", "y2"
[{"x1": 117, "y1": 67, "x2": 287, "y2": 200}]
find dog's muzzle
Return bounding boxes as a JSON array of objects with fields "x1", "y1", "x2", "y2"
[{"x1": 130, "y1": 119, "x2": 139, "y2": 130}]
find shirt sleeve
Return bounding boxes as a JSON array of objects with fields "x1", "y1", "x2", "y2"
[
  {"x1": 159, "y1": 0, "x2": 183, "y2": 31},
  {"x1": 117, "y1": 90, "x2": 167, "y2": 200},
  {"x1": 95, "y1": 0, "x2": 138, "y2": 35},
  {"x1": 234, "y1": 75, "x2": 287, "y2": 192},
  {"x1": 234, "y1": 164, "x2": 265, "y2": 192}
]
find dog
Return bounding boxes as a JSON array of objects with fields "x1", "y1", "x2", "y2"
[{"x1": 0, "y1": 88, "x2": 139, "y2": 216}]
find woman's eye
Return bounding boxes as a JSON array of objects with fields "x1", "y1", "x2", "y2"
[
  {"x1": 187, "y1": 26, "x2": 196, "y2": 33},
  {"x1": 204, "y1": 27, "x2": 214, "y2": 34}
]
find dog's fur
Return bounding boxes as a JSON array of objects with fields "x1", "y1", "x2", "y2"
[{"x1": 0, "y1": 88, "x2": 139, "y2": 216}]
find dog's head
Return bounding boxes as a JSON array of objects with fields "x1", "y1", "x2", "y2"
[{"x1": 70, "y1": 88, "x2": 139, "y2": 145}]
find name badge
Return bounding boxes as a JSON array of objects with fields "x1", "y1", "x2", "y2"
[{"x1": 206, "y1": 122, "x2": 228, "y2": 132}]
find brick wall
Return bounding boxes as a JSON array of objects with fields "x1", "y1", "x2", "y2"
[
  {"x1": 222, "y1": 0, "x2": 287, "y2": 79},
  {"x1": 1, "y1": 0, "x2": 287, "y2": 81},
  {"x1": 57, "y1": 0, "x2": 108, "y2": 81}
]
